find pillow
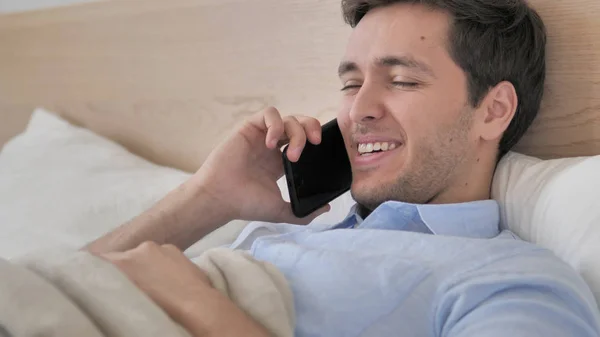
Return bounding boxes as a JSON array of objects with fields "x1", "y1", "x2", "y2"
[
  {"x1": 0, "y1": 108, "x2": 247, "y2": 259},
  {"x1": 492, "y1": 152, "x2": 600, "y2": 305}
]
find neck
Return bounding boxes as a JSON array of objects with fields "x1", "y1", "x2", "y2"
[
  {"x1": 356, "y1": 204, "x2": 372, "y2": 219},
  {"x1": 430, "y1": 148, "x2": 497, "y2": 204}
]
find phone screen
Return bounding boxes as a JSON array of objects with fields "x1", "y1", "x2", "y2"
[{"x1": 283, "y1": 119, "x2": 352, "y2": 218}]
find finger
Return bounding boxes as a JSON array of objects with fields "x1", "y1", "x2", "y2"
[
  {"x1": 283, "y1": 116, "x2": 307, "y2": 162},
  {"x1": 136, "y1": 241, "x2": 160, "y2": 252},
  {"x1": 302, "y1": 204, "x2": 332, "y2": 224},
  {"x1": 276, "y1": 116, "x2": 321, "y2": 148},
  {"x1": 276, "y1": 136, "x2": 290, "y2": 149},
  {"x1": 98, "y1": 252, "x2": 132, "y2": 270},
  {"x1": 161, "y1": 244, "x2": 182, "y2": 255},
  {"x1": 98, "y1": 251, "x2": 122, "y2": 262},
  {"x1": 161, "y1": 244, "x2": 190, "y2": 262},
  {"x1": 264, "y1": 108, "x2": 286, "y2": 149},
  {"x1": 247, "y1": 107, "x2": 284, "y2": 149},
  {"x1": 161, "y1": 245, "x2": 212, "y2": 284},
  {"x1": 295, "y1": 116, "x2": 322, "y2": 145}
]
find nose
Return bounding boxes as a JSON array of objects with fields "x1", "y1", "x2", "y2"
[{"x1": 348, "y1": 82, "x2": 386, "y2": 124}]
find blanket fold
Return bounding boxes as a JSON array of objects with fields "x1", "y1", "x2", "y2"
[{"x1": 0, "y1": 248, "x2": 294, "y2": 337}]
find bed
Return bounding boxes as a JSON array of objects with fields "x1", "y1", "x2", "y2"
[{"x1": 0, "y1": 0, "x2": 599, "y2": 311}]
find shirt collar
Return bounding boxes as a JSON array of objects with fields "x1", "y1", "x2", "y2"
[{"x1": 335, "y1": 200, "x2": 500, "y2": 239}]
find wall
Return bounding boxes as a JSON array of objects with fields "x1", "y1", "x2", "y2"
[{"x1": 0, "y1": 0, "x2": 97, "y2": 13}]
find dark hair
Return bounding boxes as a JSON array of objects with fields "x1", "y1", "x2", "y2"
[{"x1": 341, "y1": 0, "x2": 547, "y2": 156}]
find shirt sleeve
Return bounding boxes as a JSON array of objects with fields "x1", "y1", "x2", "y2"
[{"x1": 437, "y1": 254, "x2": 600, "y2": 337}]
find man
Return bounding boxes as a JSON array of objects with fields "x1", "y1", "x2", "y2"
[{"x1": 89, "y1": 0, "x2": 600, "y2": 336}]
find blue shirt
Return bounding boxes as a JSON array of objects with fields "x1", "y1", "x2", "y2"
[{"x1": 230, "y1": 200, "x2": 600, "y2": 337}]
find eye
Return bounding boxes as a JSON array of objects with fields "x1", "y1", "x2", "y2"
[
  {"x1": 340, "y1": 84, "x2": 362, "y2": 91},
  {"x1": 392, "y1": 82, "x2": 419, "y2": 89}
]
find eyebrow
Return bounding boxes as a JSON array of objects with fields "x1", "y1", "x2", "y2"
[{"x1": 338, "y1": 55, "x2": 435, "y2": 78}]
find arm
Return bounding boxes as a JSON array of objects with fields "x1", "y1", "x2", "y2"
[
  {"x1": 438, "y1": 268, "x2": 600, "y2": 337},
  {"x1": 86, "y1": 182, "x2": 233, "y2": 254},
  {"x1": 170, "y1": 285, "x2": 271, "y2": 337},
  {"x1": 85, "y1": 107, "x2": 329, "y2": 254},
  {"x1": 101, "y1": 242, "x2": 271, "y2": 337}
]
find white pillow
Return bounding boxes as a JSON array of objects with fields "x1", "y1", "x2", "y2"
[
  {"x1": 0, "y1": 108, "x2": 247, "y2": 259},
  {"x1": 492, "y1": 152, "x2": 600, "y2": 304}
]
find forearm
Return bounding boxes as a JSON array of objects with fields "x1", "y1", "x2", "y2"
[
  {"x1": 171, "y1": 285, "x2": 271, "y2": 337},
  {"x1": 85, "y1": 179, "x2": 233, "y2": 254}
]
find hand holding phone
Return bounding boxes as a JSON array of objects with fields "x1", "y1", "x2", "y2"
[
  {"x1": 283, "y1": 119, "x2": 352, "y2": 218},
  {"x1": 193, "y1": 108, "x2": 331, "y2": 226}
]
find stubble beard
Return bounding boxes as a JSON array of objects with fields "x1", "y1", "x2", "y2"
[{"x1": 352, "y1": 107, "x2": 474, "y2": 210}]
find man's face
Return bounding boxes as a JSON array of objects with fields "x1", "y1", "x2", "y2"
[{"x1": 337, "y1": 3, "x2": 477, "y2": 209}]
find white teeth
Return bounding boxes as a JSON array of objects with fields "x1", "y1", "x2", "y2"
[{"x1": 357, "y1": 141, "x2": 400, "y2": 154}]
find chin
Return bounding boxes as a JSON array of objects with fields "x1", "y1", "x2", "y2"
[
  {"x1": 351, "y1": 166, "x2": 401, "y2": 191},
  {"x1": 350, "y1": 177, "x2": 394, "y2": 210}
]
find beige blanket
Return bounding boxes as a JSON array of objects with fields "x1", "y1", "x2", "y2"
[{"x1": 0, "y1": 248, "x2": 294, "y2": 337}]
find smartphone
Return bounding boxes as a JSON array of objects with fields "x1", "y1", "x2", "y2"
[{"x1": 282, "y1": 118, "x2": 352, "y2": 218}]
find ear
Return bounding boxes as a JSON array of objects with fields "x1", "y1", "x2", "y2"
[{"x1": 475, "y1": 81, "x2": 518, "y2": 141}]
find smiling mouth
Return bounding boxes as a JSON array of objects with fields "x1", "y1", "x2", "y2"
[{"x1": 357, "y1": 141, "x2": 402, "y2": 155}]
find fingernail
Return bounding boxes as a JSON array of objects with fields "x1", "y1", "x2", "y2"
[
  {"x1": 291, "y1": 147, "x2": 302, "y2": 160},
  {"x1": 313, "y1": 132, "x2": 321, "y2": 143}
]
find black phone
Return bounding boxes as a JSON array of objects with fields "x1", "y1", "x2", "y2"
[{"x1": 282, "y1": 118, "x2": 352, "y2": 218}]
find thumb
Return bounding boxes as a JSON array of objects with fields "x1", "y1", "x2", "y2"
[{"x1": 279, "y1": 203, "x2": 332, "y2": 225}]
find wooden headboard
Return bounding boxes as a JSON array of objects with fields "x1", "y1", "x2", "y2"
[{"x1": 0, "y1": 0, "x2": 598, "y2": 172}]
